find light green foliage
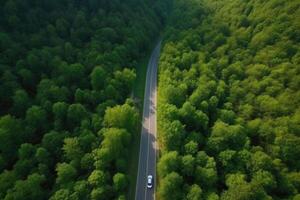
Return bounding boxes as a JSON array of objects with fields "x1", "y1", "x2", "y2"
[
  {"x1": 63, "y1": 137, "x2": 83, "y2": 162},
  {"x1": 181, "y1": 155, "x2": 195, "y2": 177},
  {"x1": 252, "y1": 170, "x2": 276, "y2": 192},
  {"x1": 207, "y1": 122, "x2": 248, "y2": 154},
  {"x1": 158, "y1": 151, "x2": 180, "y2": 178},
  {"x1": 101, "y1": 128, "x2": 130, "y2": 159},
  {"x1": 160, "y1": 120, "x2": 185, "y2": 151},
  {"x1": 157, "y1": 0, "x2": 300, "y2": 199},
  {"x1": 88, "y1": 170, "x2": 107, "y2": 187},
  {"x1": 103, "y1": 103, "x2": 139, "y2": 133},
  {"x1": 159, "y1": 172, "x2": 183, "y2": 200},
  {"x1": 186, "y1": 184, "x2": 203, "y2": 200},
  {"x1": 50, "y1": 189, "x2": 71, "y2": 200},
  {"x1": 113, "y1": 173, "x2": 127, "y2": 192},
  {"x1": 184, "y1": 141, "x2": 198, "y2": 155},
  {"x1": 56, "y1": 163, "x2": 77, "y2": 185}
]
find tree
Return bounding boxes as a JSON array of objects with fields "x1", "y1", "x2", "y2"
[
  {"x1": 218, "y1": 109, "x2": 236, "y2": 124},
  {"x1": 67, "y1": 104, "x2": 88, "y2": 127},
  {"x1": 72, "y1": 180, "x2": 89, "y2": 200},
  {"x1": 90, "y1": 187, "x2": 112, "y2": 200},
  {"x1": 52, "y1": 102, "x2": 68, "y2": 120},
  {"x1": 35, "y1": 147, "x2": 51, "y2": 165},
  {"x1": 91, "y1": 66, "x2": 106, "y2": 90},
  {"x1": 252, "y1": 170, "x2": 276, "y2": 192},
  {"x1": 218, "y1": 150, "x2": 239, "y2": 174},
  {"x1": 42, "y1": 131, "x2": 68, "y2": 157},
  {"x1": 162, "y1": 84, "x2": 186, "y2": 107},
  {"x1": 52, "y1": 102, "x2": 68, "y2": 130},
  {"x1": 184, "y1": 141, "x2": 198, "y2": 155},
  {"x1": 113, "y1": 68, "x2": 136, "y2": 97},
  {"x1": 207, "y1": 121, "x2": 248, "y2": 154},
  {"x1": 179, "y1": 102, "x2": 208, "y2": 131},
  {"x1": 113, "y1": 173, "x2": 127, "y2": 193},
  {"x1": 81, "y1": 153, "x2": 94, "y2": 171},
  {"x1": 187, "y1": 184, "x2": 203, "y2": 200},
  {"x1": 158, "y1": 151, "x2": 180, "y2": 178},
  {"x1": 4, "y1": 173, "x2": 46, "y2": 200},
  {"x1": 221, "y1": 180, "x2": 268, "y2": 200},
  {"x1": 161, "y1": 120, "x2": 185, "y2": 151},
  {"x1": 0, "y1": 115, "x2": 22, "y2": 164},
  {"x1": 103, "y1": 103, "x2": 138, "y2": 133},
  {"x1": 88, "y1": 170, "x2": 107, "y2": 187},
  {"x1": 50, "y1": 189, "x2": 71, "y2": 200},
  {"x1": 56, "y1": 18, "x2": 69, "y2": 38},
  {"x1": 36, "y1": 79, "x2": 69, "y2": 104},
  {"x1": 64, "y1": 63, "x2": 85, "y2": 85},
  {"x1": 63, "y1": 137, "x2": 83, "y2": 162},
  {"x1": 56, "y1": 163, "x2": 77, "y2": 185},
  {"x1": 18, "y1": 143, "x2": 36, "y2": 160},
  {"x1": 0, "y1": 171, "x2": 17, "y2": 199},
  {"x1": 25, "y1": 106, "x2": 47, "y2": 133},
  {"x1": 101, "y1": 128, "x2": 131, "y2": 160},
  {"x1": 0, "y1": 156, "x2": 4, "y2": 172},
  {"x1": 275, "y1": 134, "x2": 300, "y2": 169},
  {"x1": 159, "y1": 172, "x2": 183, "y2": 200},
  {"x1": 195, "y1": 166, "x2": 217, "y2": 189},
  {"x1": 12, "y1": 89, "x2": 30, "y2": 116},
  {"x1": 250, "y1": 151, "x2": 273, "y2": 173},
  {"x1": 181, "y1": 155, "x2": 195, "y2": 177}
]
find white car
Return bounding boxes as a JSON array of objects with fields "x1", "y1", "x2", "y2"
[{"x1": 147, "y1": 175, "x2": 153, "y2": 189}]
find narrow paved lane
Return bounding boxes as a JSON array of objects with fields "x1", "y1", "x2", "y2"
[{"x1": 135, "y1": 41, "x2": 161, "y2": 200}]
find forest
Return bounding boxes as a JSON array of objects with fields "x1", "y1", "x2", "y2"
[
  {"x1": 157, "y1": 0, "x2": 300, "y2": 199},
  {"x1": 1, "y1": 0, "x2": 300, "y2": 199},
  {"x1": 0, "y1": 0, "x2": 170, "y2": 199}
]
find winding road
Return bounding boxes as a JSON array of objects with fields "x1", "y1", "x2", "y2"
[{"x1": 135, "y1": 41, "x2": 161, "y2": 200}]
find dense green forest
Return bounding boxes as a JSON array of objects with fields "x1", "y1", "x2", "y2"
[
  {"x1": 158, "y1": 0, "x2": 300, "y2": 199},
  {"x1": 0, "y1": 0, "x2": 170, "y2": 199}
]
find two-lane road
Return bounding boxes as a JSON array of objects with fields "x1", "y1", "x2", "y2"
[{"x1": 135, "y1": 41, "x2": 161, "y2": 200}]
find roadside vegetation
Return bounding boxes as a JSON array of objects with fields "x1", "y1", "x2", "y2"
[
  {"x1": 0, "y1": 0, "x2": 171, "y2": 199},
  {"x1": 157, "y1": 0, "x2": 300, "y2": 199}
]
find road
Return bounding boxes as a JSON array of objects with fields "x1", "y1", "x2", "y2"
[{"x1": 135, "y1": 41, "x2": 161, "y2": 200}]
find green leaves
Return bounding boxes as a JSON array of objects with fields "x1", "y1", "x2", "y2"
[
  {"x1": 158, "y1": 151, "x2": 180, "y2": 178},
  {"x1": 91, "y1": 66, "x2": 106, "y2": 91},
  {"x1": 56, "y1": 163, "x2": 77, "y2": 185},
  {"x1": 103, "y1": 103, "x2": 139, "y2": 133},
  {"x1": 113, "y1": 173, "x2": 127, "y2": 193},
  {"x1": 158, "y1": 0, "x2": 300, "y2": 199},
  {"x1": 88, "y1": 170, "x2": 107, "y2": 187},
  {"x1": 159, "y1": 172, "x2": 183, "y2": 200},
  {"x1": 207, "y1": 121, "x2": 248, "y2": 154},
  {"x1": 4, "y1": 173, "x2": 46, "y2": 200}
]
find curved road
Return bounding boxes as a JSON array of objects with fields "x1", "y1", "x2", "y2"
[{"x1": 135, "y1": 41, "x2": 161, "y2": 200}]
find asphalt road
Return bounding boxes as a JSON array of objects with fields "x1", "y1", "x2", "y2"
[{"x1": 135, "y1": 41, "x2": 161, "y2": 200}]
